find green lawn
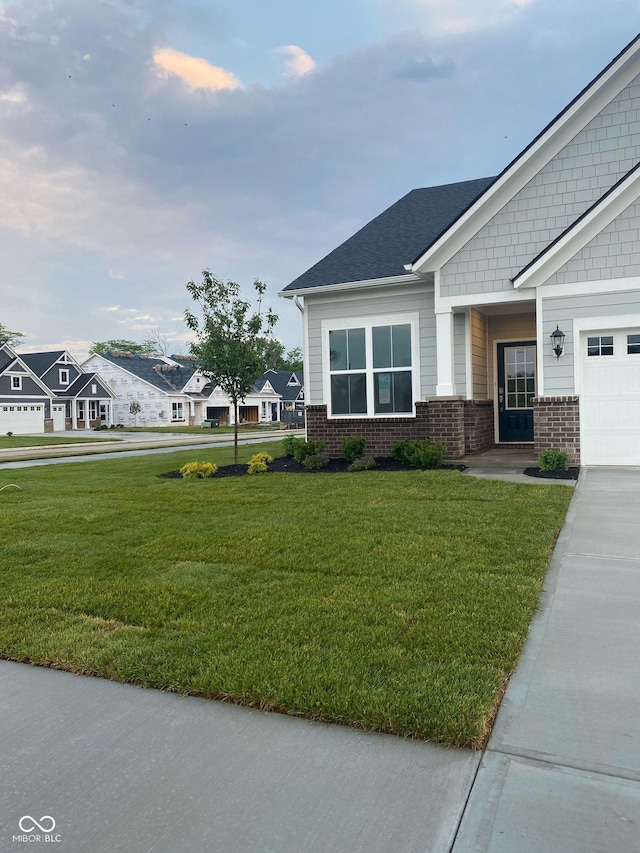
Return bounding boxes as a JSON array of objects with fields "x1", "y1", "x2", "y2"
[
  {"x1": 0, "y1": 435, "x2": 120, "y2": 449},
  {"x1": 0, "y1": 441, "x2": 573, "y2": 747}
]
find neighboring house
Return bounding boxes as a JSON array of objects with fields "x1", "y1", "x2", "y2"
[
  {"x1": 281, "y1": 33, "x2": 640, "y2": 466},
  {"x1": 83, "y1": 352, "x2": 282, "y2": 427},
  {"x1": 0, "y1": 343, "x2": 114, "y2": 434},
  {"x1": 258, "y1": 369, "x2": 305, "y2": 426}
]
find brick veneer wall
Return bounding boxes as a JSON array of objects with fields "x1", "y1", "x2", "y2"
[
  {"x1": 306, "y1": 399, "x2": 468, "y2": 461},
  {"x1": 532, "y1": 396, "x2": 580, "y2": 465},
  {"x1": 44, "y1": 418, "x2": 54, "y2": 433},
  {"x1": 463, "y1": 400, "x2": 494, "y2": 455}
]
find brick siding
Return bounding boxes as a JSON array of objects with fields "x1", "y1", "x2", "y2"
[
  {"x1": 463, "y1": 400, "x2": 494, "y2": 455},
  {"x1": 532, "y1": 396, "x2": 580, "y2": 464},
  {"x1": 306, "y1": 399, "x2": 469, "y2": 461}
]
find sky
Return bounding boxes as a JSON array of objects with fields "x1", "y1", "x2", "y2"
[{"x1": 0, "y1": 0, "x2": 639, "y2": 359}]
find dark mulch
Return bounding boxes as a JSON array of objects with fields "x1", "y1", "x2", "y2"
[
  {"x1": 161, "y1": 457, "x2": 467, "y2": 479},
  {"x1": 523, "y1": 467, "x2": 580, "y2": 480}
]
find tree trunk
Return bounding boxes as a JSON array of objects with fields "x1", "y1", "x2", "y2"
[{"x1": 233, "y1": 399, "x2": 239, "y2": 464}]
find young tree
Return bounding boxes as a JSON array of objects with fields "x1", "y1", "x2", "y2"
[
  {"x1": 129, "y1": 399, "x2": 142, "y2": 426},
  {"x1": 0, "y1": 322, "x2": 25, "y2": 347},
  {"x1": 283, "y1": 347, "x2": 303, "y2": 372},
  {"x1": 185, "y1": 271, "x2": 278, "y2": 463}
]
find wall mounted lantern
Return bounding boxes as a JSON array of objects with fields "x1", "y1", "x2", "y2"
[{"x1": 550, "y1": 325, "x2": 565, "y2": 359}]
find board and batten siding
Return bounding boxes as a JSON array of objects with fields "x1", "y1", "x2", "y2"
[
  {"x1": 305, "y1": 283, "x2": 436, "y2": 404},
  {"x1": 541, "y1": 289, "x2": 640, "y2": 395},
  {"x1": 440, "y1": 72, "x2": 640, "y2": 299},
  {"x1": 470, "y1": 308, "x2": 489, "y2": 399}
]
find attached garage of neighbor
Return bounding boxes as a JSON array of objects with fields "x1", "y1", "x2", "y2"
[
  {"x1": 0, "y1": 403, "x2": 45, "y2": 434},
  {"x1": 578, "y1": 327, "x2": 640, "y2": 466}
]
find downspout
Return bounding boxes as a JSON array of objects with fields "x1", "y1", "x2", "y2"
[{"x1": 293, "y1": 294, "x2": 304, "y2": 313}]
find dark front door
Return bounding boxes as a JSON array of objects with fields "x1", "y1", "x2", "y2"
[{"x1": 497, "y1": 341, "x2": 536, "y2": 442}]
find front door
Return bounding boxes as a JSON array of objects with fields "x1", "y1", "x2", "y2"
[{"x1": 497, "y1": 341, "x2": 536, "y2": 442}]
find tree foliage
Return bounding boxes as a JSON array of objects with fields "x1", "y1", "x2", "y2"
[
  {"x1": 0, "y1": 322, "x2": 25, "y2": 347},
  {"x1": 89, "y1": 339, "x2": 160, "y2": 356},
  {"x1": 185, "y1": 270, "x2": 278, "y2": 463}
]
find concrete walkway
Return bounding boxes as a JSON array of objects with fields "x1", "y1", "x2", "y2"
[
  {"x1": 453, "y1": 467, "x2": 640, "y2": 852},
  {"x1": 461, "y1": 447, "x2": 576, "y2": 486}
]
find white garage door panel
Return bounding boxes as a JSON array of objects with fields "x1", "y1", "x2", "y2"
[
  {"x1": 581, "y1": 329, "x2": 640, "y2": 466},
  {"x1": 52, "y1": 404, "x2": 66, "y2": 431},
  {"x1": 0, "y1": 404, "x2": 44, "y2": 434}
]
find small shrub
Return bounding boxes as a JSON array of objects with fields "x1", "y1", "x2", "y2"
[
  {"x1": 247, "y1": 452, "x2": 273, "y2": 474},
  {"x1": 6, "y1": 431, "x2": 12, "y2": 437},
  {"x1": 180, "y1": 461, "x2": 218, "y2": 479},
  {"x1": 281, "y1": 434, "x2": 300, "y2": 457},
  {"x1": 342, "y1": 436, "x2": 367, "y2": 463},
  {"x1": 93, "y1": 423, "x2": 109, "y2": 431},
  {"x1": 302, "y1": 453, "x2": 329, "y2": 471},
  {"x1": 347, "y1": 455, "x2": 377, "y2": 472},
  {"x1": 390, "y1": 438, "x2": 445, "y2": 470},
  {"x1": 539, "y1": 449, "x2": 569, "y2": 471},
  {"x1": 293, "y1": 439, "x2": 326, "y2": 463}
]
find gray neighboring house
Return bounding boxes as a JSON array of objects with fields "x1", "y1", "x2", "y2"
[
  {"x1": 258, "y1": 369, "x2": 305, "y2": 426},
  {"x1": 281, "y1": 32, "x2": 640, "y2": 466},
  {"x1": 0, "y1": 343, "x2": 114, "y2": 433}
]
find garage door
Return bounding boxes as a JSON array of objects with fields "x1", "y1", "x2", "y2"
[
  {"x1": 580, "y1": 329, "x2": 640, "y2": 465},
  {"x1": 0, "y1": 404, "x2": 44, "y2": 434}
]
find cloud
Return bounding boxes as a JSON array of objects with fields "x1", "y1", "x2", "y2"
[
  {"x1": 404, "y1": 0, "x2": 538, "y2": 35},
  {"x1": 108, "y1": 269, "x2": 124, "y2": 280},
  {"x1": 0, "y1": 83, "x2": 27, "y2": 103},
  {"x1": 393, "y1": 56, "x2": 455, "y2": 81},
  {"x1": 153, "y1": 47, "x2": 241, "y2": 92},
  {"x1": 277, "y1": 45, "x2": 317, "y2": 78}
]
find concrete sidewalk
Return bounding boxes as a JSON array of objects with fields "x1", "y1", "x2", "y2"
[
  {"x1": 0, "y1": 661, "x2": 478, "y2": 853},
  {"x1": 453, "y1": 467, "x2": 640, "y2": 852}
]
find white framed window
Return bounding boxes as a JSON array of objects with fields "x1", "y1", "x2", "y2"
[
  {"x1": 587, "y1": 335, "x2": 614, "y2": 356},
  {"x1": 627, "y1": 333, "x2": 640, "y2": 355},
  {"x1": 91, "y1": 383, "x2": 97, "y2": 394},
  {"x1": 11, "y1": 375, "x2": 22, "y2": 390},
  {"x1": 323, "y1": 314, "x2": 419, "y2": 418},
  {"x1": 59, "y1": 369, "x2": 70, "y2": 385},
  {"x1": 172, "y1": 402, "x2": 184, "y2": 421}
]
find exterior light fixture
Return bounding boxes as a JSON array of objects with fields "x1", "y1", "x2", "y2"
[{"x1": 550, "y1": 325, "x2": 565, "y2": 359}]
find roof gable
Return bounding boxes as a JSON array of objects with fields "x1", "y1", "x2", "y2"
[
  {"x1": 20, "y1": 351, "x2": 65, "y2": 377},
  {"x1": 411, "y1": 32, "x2": 640, "y2": 274},
  {"x1": 281, "y1": 178, "x2": 495, "y2": 293},
  {"x1": 93, "y1": 353, "x2": 198, "y2": 394}
]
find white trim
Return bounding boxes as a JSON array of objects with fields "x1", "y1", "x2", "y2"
[
  {"x1": 411, "y1": 38, "x2": 640, "y2": 274},
  {"x1": 573, "y1": 313, "x2": 640, "y2": 396},
  {"x1": 279, "y1": 273, "x2": 422, "y2": 299},
  {"x1": 514, "y1": 168, "x2": 640, "y2": 289},
  {"x1": 321, "y1": 312, "x2": 420, "y2": 418},
  {"x1": 435, "y1": 310, "x2": 456, "y2": 396},
  {"x1": 10, "y1": 375, "x2": 22, "y2": 390},
  {"x1": 538, "y1": 275, "x2": 640, "y2": 299},
  {"x1": 435, "y1": 288, "x2": 535, "y2": 313},
  {"x1": 536, "y1": 289, "x2": 545, "y2": 396}
]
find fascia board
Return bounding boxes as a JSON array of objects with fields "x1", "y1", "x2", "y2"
[
  {"x1": 412, "y1": 41, "x2": 640, "y2": 274},
  {"x1": 278, "y1": 274, "x2": 421, "y2": 299},
  {"x1": 513, "y1": 167, "x2": 640, "y2": 289}
]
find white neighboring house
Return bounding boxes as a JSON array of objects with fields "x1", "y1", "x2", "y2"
[{"x1": 83, "y1": 352, "x2": 282, "y2": 426}]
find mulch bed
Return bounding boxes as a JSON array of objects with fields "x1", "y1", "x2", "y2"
[
  {"x1": 161, "y1": 457, "x2": 467, "y2": 479},
  {"x1": 523, "y1": 467, "x2": 580, "y2": 480}
]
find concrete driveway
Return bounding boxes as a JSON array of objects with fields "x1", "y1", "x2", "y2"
[{"x1": 453, "y1": 467, "x2": 640, "y2": 852}]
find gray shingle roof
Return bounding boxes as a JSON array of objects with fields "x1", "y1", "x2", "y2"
[
  {"x1": 100, "y1": 354, "x2": 198, "y2": 393},
  {"x1": 20, "y1": 351, "x2": 65, "y2": 377},
  {"x1": 61, "y1": 372, "x2": 112, "y2": 398},
  {"x1": 257, "y1": 369, "x2": 304, "y2": 402},
  {"x1": 282, "y1": 177, "x2": 496, "y2": 291}
]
